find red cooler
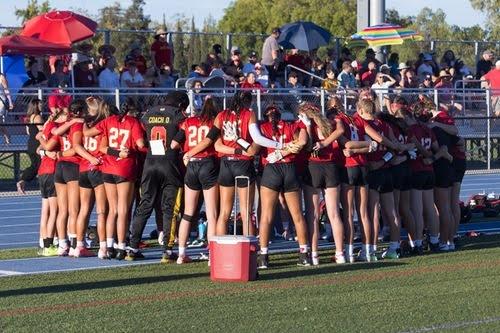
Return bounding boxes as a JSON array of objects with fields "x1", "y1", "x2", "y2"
[{"x1": 209, "y1": 235, "x2": 258, "y2": 282}]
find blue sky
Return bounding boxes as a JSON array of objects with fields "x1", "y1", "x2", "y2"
[{"x1": 0, "y1": 0, "x2": 486, "y2": 31}]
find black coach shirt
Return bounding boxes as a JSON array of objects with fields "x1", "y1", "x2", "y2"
[{"x1": 141, "y1": 105, "x2": 186, "y2": 160}]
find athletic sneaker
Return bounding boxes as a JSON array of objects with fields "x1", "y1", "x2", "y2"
[
  {"x1": 176, "y1": 255, "x2": 193, "y2": 264},
  {"x1": 106, "y1": 247, "x2": 117, "y2": 259},
  {"x1": 74, "y1": 246, "x2": 95, "y2": 258},
  {"x1": 411, "y1": 246, "x2": 424, "y2": 256},
  {"x1": 357, "y1": 251, "x2": 369, "y2": 262},
  {"x1": 57, "y1": 246, "x2": 69, "y2": 256},
  {"x1": 297, "y1": 252, "x2": 311, "y2": 266},
  {"x1": 369, "y1": 253, "x2": 378, "y2": 262},
  {"x1": 198, "y1": 253, "x2": 209, "y2": 261},
  {"x1": 333, "y1": 253, "x2": 346, "y2": 264},
  {"x1": 312, "y1": 253, "x2": 319, "y2": 266},
  {"x1": 439, "y1": 243, "x2": 450, "y2": 252},
  {"x1": 382, "y1": 248, "x2": 400, "y2": 259},
  {"x1": 125, "y1": 250, "x2": 145, "y2": 261},
  {"x1": 115, "y1": 249, "x2": 126, "y2": 260},
  {"x1": 98, "y1": 248, "x2": 108, "y2": 259},
  {"x1": 429, "y1": 242, "x2": 441, "y2": 253},
  {"x1": 68, "y1": 247, "x2": 76, "y2": 257},
  {"x1": 42, "y1": 245, "x2": 58, "y2": 257},
  {"x1": 160, "y1": 251, "x2": 178, "y2": 264},
  {"x1": 158, "y1": 231, "x2": 165, "y2": 246},
  {"x1": 188, "y1": 239, "x2": 206, "y2": 248},
  {"x1": 448, "y1": 243, "x2": 456, "y2": 251},
  {"x1": 257, "y1": 254, "x2": 269, "y2": 269},
  {"x1": 348, "y1": 255, "x2": 356, "y2": 263}
]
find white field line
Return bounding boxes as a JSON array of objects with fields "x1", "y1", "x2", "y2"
[{"x1": 398, "y1": 316, "x2": 500, "y2": 333}]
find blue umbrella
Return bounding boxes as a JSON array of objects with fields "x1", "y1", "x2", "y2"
[{"x1": 278, "y1": 21, "x2": 331, "y2": 51}]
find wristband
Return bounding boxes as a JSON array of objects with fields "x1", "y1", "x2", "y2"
[
  {"x1": 382, "y1": 152, "x2": 393, "y2": 163},
  {"x1": 107, "y1": 147, "x2": 121, "y2": 157},
  {"x1": 236, "y1": 138, "x2": 251, "y2": 151},
  {"x1": 39, "y1": 150, "x2": 45, "y2": 157},
  {"x1": 234, "y1": 148, "x2": 243, "y2": 155}
]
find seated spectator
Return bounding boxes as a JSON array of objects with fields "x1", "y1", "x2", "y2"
[
  {"x1": 419, "y1": 74, "x2": 434, "y2": 89},
  {"x1": 371, "y1": 73, "x2": 396, "y2": 111},
  {"x1": 337, "y1": 61, "x2": 356, "y2": 89},
  {"x1": 399, "y1": 64, "x2": 419, "y2": 88},
  {"x1": 287, "y1": 71, "x2": 304, "y2": 104},
  {"x1": 48, "y1": 59, "x2": 70, "y2": 88},
  {"x1": 73, "y1": 54, "x2": 97, "y2": 88},
  {"x1": 361, "y1": 61, "x2": 377, "y2": 87},
  {"x1": 153, "y1": 64, "x2": 175, "y2": 88},
  {"x1": 325, "y1": 48, "x2": 338, "y2": 73},
  {"x1": 224, "y1": 51, "x2": 243, "y2": 79},
  {"x1": 476, "y1": 50, "x2": 494, "y2": 79},
  {"x1": 285, "y1": 48, "x2": 306, "y2": 70},
  {"x1": 23, "y1": 58, "x2": 47, "y2": 88},
  {"x1": 121, "y1": 61, "x2": 146, "y2": 88},
  {"x1": 417, "y1": 54, "x2": 436, "y2": 82},
  {"x1": 379, "y1": 64, "x2": 391, "y2": 76},
  {"x1": 209, "y1": 62, "x2": 226, "y2": 78},
  {"x1": 98, "y1": 56, "x2": 120, "y2": 89},
  {"x1": 309, "y1": 57, "x2": 326, "y2": 87},
  {"x1": 440, "y1": 50, "x2": 456, "y2": 71},
  {"x1": 188, "y1": 64, "x2": 206, "y2": 78},
  {"x1": 125, "y1": 42, "x2": 147, "y2": 75},
  {"x1": 322, "y1": 65, "x2": 338, "y2": 91},
  {"x1": 209, "y1": 44, "x2": 224, "y2": 66},
  {"x1": 242, "y1": 51, "x2": 259, "y2": 75},
  {"x1": 191, "y1": 80, "x2": 204, "y2": 112},
  {"x1": 387, "y1": 53, "x2": 400, "y2": 78},
  {"x1": 254, "y1": 63, "x2": 269, "y2": 88},
  {"x1": 240, "y1": 72, "x2": 264, "y2": 92}
]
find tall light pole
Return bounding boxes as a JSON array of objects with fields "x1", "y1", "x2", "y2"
[{"x1": 357, "y1": 0, "x2": 386, "y2": 63}]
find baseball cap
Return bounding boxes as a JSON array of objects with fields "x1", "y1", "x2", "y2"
[
  {"x1": 231, "y1": 46, "x2": 240, "y2": 54},
  {"x1": 380, "y1": 64, "x2": 390, "y2": 71},
  {"x1": 248, "y1": 51, "x2": 257, "y2": 58},
  {"x1": 424, "y1": 74, "x2": 432, "y2": 80}
]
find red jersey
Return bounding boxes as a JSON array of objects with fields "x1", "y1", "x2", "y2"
[
  {"x1": 309, "y1": 119, "x2": 335, "y2": 163},
  {"x1": 433, "y1": 111, "x2": 466, "y2": 160},
  {"x1": 79, "y1": 131, "x2": 104, "y2": 173},
  {"x1": 95, "y1": 115, "x2": 145, "y2": 180},
  {"x1": 408, "y1": 123, "x2": 436, "y2": 172},
  {"x1": 179, "y1": 116, "x2": 215, "y2": 158},
  {"x1": 365, "y1": 118, "x2": 391, "y2": 167},
  {"x1": 54, "y1": 122, "x2": 83, "y2": 165},
  {"x1": 260, "y1": 120, "x2": 304, "y2": 166},
  {"x1": 343, "y1": 113, "x2": 367, "y2": 167},
  {"x1": 151, "y1": 40, "x2": 172, "y2": 68},
  {"x1": 216, "y1": 108, "x2": 254, "y2": 161},
  {"x1": 38, "y1": 121, "x2": 58, "y2": 175}
]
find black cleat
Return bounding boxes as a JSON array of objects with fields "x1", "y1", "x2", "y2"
[
  {"x1": 125, "y1": 250, "x2": 145, "y2": 261},
  {"x1": 297, "y1": 252, "x2": 311, "y2": 266},
  {"x1": 257, "y1": 254, "x2": 269, "y2": 269},
  {"x1": 115, "y1": 249, "x2": 126, "y2": 260},
  {"x1": 160, "y1": 251, "x2": 178, "y2": 264},
  {"x1": 106, "y1": 247, "x2": 116, "y2": 259},
  {"x1": 428, "y1": 242, "x2": 441, "y2": 253}
]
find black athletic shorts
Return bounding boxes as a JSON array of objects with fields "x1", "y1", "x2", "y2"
[
  {"x1": 102, "y1": 173, "x2": 129, "y2": 184},
  {"x1": 367, "y1": 168, "x2": 394, "y2": 193},
  {"x1": 452, "y1": 158, "x2": 466, "y2": 184},
  {"x1": 433, "y1": 159, "x2": 453, "y2": 188},
  {"x1": 261, "y1": 162, "x2": 299, "y2": 193},
  {"x1": 338, "y1": 166, "x2": 349, "y2": 185},
  {"x1": 305, "y1": 162, "x2": 340, "y2": 189},
  {"x1": 218, "y1": 157, "x2": 256, "y2": 187},
  {"x1": 391, "y1": 162, "x2": 412, "y2": 191},
  {"x1": 411, "y1": 171, "x2": 435, "y2": 191},
  {"x1": 185, "y1": 158, "x2": 218, "y2": 191},
  {"x1": 39, "y1": 173, "x2": 56, "y2": 198},
  {"x1": 79, "y1": 170, "x2": 104, "y2": 189},
  {"x1": 347, "y1": 165, "x2": 368, "y2": 186},
  {"x1": 54, "y1": 161, "x2": 79, "y2": 184}
]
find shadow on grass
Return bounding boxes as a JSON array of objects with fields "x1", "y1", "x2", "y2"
[
  {"x1": 0, "y1": 271, "x2": 209, "y2": 298},
  {"x1": 456, "y1": 234, "x2": 500, "y2": 252},
  {"x1": 258, "y1": 261, "x2": 405, "y2": 281}
]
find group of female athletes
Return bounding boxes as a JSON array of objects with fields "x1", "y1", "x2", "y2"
[{"x1": 33, "y1": 89, "x2": 465, "y2": 269}]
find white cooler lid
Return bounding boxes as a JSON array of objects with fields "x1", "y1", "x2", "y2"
[{"x1": 210, "y1": 235, "x2": 258, "y2": 244}]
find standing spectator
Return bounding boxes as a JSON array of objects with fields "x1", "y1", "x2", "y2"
[
  {"x1": 206, "y1": 44, "x2": 224, "y2": 70},
  {"x1": 121, "y1": 61, "x2": 146, "y2": 88},
  {"x1": 97, "y1": 44, "x2": 116, "y2": 75},
  {"x1": 476, "y1": 50, "x2": 494, "y2": 79},
  {"x1": 440, "y1": 50, "x2": 457, "y2": 70},
  {"x1": 73, "y1": 55, "x2": 97, "y2": 88},
  {"x1": 98, "y1": 57, "x2": 119, "y2": 89},
  {"x1": 361, "y1": 61, "x2": 377, "y2": 87},
  {"x1": 151, "y1": 28, "x2": 173, "y2": 74},
  {"x1": 361, "y1": 48, "x2": 381, "y2": 72},
  {"x1": 23, "y1": 58, "x2": 47, "y2": 88},
  {"x1": 0, "y1": 73, "x2": 13, "y2": 144},
  {"x1": 49, "y1": 54, "x2": 71, "y2": 74},
  {"x1": 435, "y1": 70, "x2": 454, "y2": 107},
  {"x1": 309, "y1": 57, "x2": 326, "y2": 87},
  {"x1": 337, "y1": 61, "x2": 356, "y2": 89},
  {"x1": 125, "y1": 42, "x2": 148, "y2": 75},
  {"x1": 387, "y1": 53, "x2": 400, "y2": 78},
  {"x1": 48, "y1": 59, "x2": 70, "y2": 88},
  {"x1": 261, "y1": 27, "x2": 281, "y2": 85},
  {"x1": 482, "y1": 60, "x2": 500, "y2": 116},
  {"x1": 242, "y1": 51, "x2": 259, "y2": 75},
  {"x1": 371, "y1": 73, "x2": 396, "y2": 111}
]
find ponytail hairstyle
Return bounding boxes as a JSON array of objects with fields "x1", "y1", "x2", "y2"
[
  {"x1": 229, "y1": 90, "x2": 253, "y2": 116},
  {"x1": 84, "y1": 97, "x2": 109, "y2": 127},
  {"x1": 120, "y1": 97, "x2": 139, "y2": 119},
  {"x1": 264, "y1": 105, "x2": 281, "y2": 137},
  {"x1": 298, "y1": 103, "x2": 332, "y2": 138},
  {"x1": 199, "y1": 95, "x2": 218, "y2": 125}
]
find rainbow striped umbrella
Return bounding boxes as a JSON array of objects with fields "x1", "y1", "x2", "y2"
[{"x1": 352, "y1": 23, "x2": 423, "y2": 47}]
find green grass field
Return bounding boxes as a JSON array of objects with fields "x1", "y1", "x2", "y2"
[{"x1": 0, "y1": 235, "x2": 499, "y2": 333}]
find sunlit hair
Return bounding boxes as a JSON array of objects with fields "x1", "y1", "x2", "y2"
[
  {"x1": 357, "y1": 99, "x2": 376, "y2": 116},
  {"x1": 298, "y1": 103, "x2": 332, "y2": 138},
  {"x1": 26, "y1": 98, "x2": 42, "y2": 118},
  {"x1": 199, "y1": 96, "x2": 218, "y2": 124},
  {"x1": 326, "y1": 96, "x2": 345, "y2": 116},
  {"x1": 390, "y1": 96, "x2": 410, "y2": 118}
]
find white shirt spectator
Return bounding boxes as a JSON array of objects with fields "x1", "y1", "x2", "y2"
[
  {"x1": 98, "y1": 68, "x2": 119, "y2": 89},
  {"x1": 120, "y1": 70, "x2": 144, "y2": 88},
  {"x1": 371, "y1": 81, "x2": 393, "y2": 109}
]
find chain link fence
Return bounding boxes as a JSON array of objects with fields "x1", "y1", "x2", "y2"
[{"x1": 0, "y1": 86, "x2": 497, "y2": 195}]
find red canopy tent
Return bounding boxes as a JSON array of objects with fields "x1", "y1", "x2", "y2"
[{"x1": 0, "y1": 35, "x2": 72, "y2": 56}]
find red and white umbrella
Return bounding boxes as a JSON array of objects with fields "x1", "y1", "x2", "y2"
[{"x1": 20, "y1": 10, "x2": 97, "y2": 45}]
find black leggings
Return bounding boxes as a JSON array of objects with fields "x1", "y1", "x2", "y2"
[{"x1": 20, "y1": 151, "x2": 40, "y2": 182}]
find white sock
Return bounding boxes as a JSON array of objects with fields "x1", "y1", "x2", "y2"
[
  {"x1": 312, "y1": 251, "x2": 318, "y2": 259},
  {"x1": 106, "y1": 238, "x2": 114, "y2": 248},
  {"x1": 299, "y1": 244, "x2": 309, "y2": 253},
  {"x1": 77, "y1": 241, "x2": 84, "y2": 248},
  {"x1": 68, "y1": 233, "x2": 76, "y2": 239},
  {"x1": 260, "y1": 247, "x2": 268, "y2": 255},
  {"x1": 365, "y1": 244, "x2": 371, "y2": 255},
  {"x1": 345, "y1": 244, "x2": 353, "y2": 256},
  {"x1": 335, "y1": 251, "x2": 344, "y2": 257},
  {"x1": 179, "y1": 247, "x2": 186, "y2": 256},
  {"x1": 408, "y1": 239, "x2": 415, "y2": 248},
  {"x1": 39, "y1": 238, "x2": 44, "y2": 248},
  {"x1": 371, "y1": 244, "x2": 377, "y2": 252},
  {"x1": 415, "y1": 239, "x2": 422, "y2": 247},
  {"x1": 117, "y1": 242, "x2": 126, "y2": 250},
  {"x1": 99, "y1": 241, "x2": 106, "y2": 249},
  {"x1": 389, "y1": 241, "x2": 400, "y2": 250},
  {"x1": 59, "y1": 239, "x2": 67, "y2": 248},
  {"x1": 430, "y1": 235, "x2": 439, "y2": 244}
]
